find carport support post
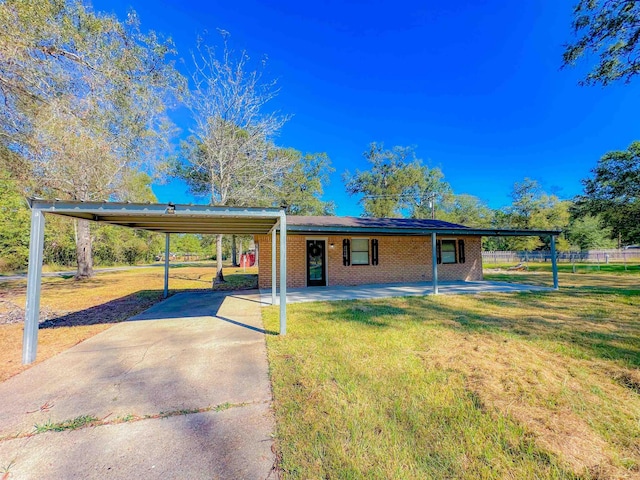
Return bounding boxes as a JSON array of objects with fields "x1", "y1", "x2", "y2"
[
  {"x1": 550, "y1": 234, "x2": 559, "y2": 290},
  {"x1": 271, "y1": 227, "x2": 276, "y2": 305},
  {"x1": 279, "y1": 214, "x2": 287, "y2": 335},
  {"x1": 23, "y1": 208, "x2": 45, "y2": 364},
  {"x1": 164, "y1": 233, "x2": 170, "y2": 298},
  {"x1": 431, "y1": 232, "x2": 438, "y2": 295}
]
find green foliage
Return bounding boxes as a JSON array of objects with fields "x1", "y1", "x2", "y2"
[
  {"x1": 277, "y1": 151, "x2": 335, "y2": 215},
  {"x1": 0, "y1": 171, "x2": 30, "y2": 271},
  {"x1": 574, "y1": 141, "x2": 640, "y2": 245},
  {"x1": 171, "y1": 234, "x2": 205, "y2": 254},
  {"x1": 488, "y1": 179, "x2": 571, "y2": 251},
  {"x1": 118, "y1": 172, "x2": 158, "y2": 203},
  {"x1": 566, "y1": 214, "x2": 617, "y2": 250},
  {"x1": 439, "y1": 194, "x2": 493, "y2": 228},
  {"x1": 563, "y1": 0, "x2": 640, "y2": 86},
  {"x1": 93, "y1": 225, "x2": 163, "y2": 266},
  {"x1": 0, "y1": 0, "x2": 182, "y2": 277},
  {"x1": 344, "y1": 143, "x2": 450, "y2": 218},
  {"x1": 0, "y1": 0, "x2": 182, "y2": 200},
  {"x1": 43, "y1": 216, "x2": 76, "y2": 267}
]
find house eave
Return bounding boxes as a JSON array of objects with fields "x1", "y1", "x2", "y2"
[{"x1": 282, "y1": 225, "x2": 561, "y2": 237}]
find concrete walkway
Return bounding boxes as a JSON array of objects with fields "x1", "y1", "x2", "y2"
[
  {"x1": 0, "y1": 291, "x2": 276, "y2": 479},
  {"x1": 260, "y1": 280, "x2": 552, "y2": 305}
]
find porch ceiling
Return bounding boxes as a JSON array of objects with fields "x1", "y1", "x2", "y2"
[{"x1": 27, "y1": 199, "x2": 283, "y2": 235}]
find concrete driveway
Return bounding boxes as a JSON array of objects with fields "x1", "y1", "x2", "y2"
[{"x1": 0, "y1": 291, "x2": 276, "y2": 479}]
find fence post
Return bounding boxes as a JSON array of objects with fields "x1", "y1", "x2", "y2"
[{"x1": 550, "y1": 236, "x2": 559, "y2": 290}]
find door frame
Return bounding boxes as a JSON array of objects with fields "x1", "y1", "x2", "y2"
[{"x1": 305, "y1": 237, "x2": 328, "y2": 287}]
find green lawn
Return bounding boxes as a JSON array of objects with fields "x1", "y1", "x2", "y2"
[
  {"x1": 264, "y1": 272, "x2": 640, "y2": 479},
  {"x1": 484, "y1": 261, "x2": 640, "y2": 275}
]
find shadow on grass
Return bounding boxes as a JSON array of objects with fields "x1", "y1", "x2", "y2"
[
  {"x1": 315, "y1": 288, "x2": 640, "y2": 368},
  {"x1": 39, "y1": 290, "x2": 164, "y2": 328},
  {"x1": 39, "y1": 288, "x2": 273, "y2": 339},
  {"x1": 306, "y1": 300, "x2": 418, "y2": 328}
]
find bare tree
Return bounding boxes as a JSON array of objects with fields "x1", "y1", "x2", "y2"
[{"x1": 178, "y1": 32, "x2": 292, "y2": 283}]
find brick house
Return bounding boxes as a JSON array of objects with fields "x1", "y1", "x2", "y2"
[{"x1": 255, "y1": 216, "x2": 486, "y2": 289}]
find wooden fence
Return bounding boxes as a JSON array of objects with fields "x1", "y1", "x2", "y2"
[{"x1": 482, "y1": 249, "x2": 640, "y2": 264}]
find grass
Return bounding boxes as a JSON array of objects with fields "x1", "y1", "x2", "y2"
[
  {"x1": 484, "y1": 261, "x2": 640, "y2": 275},
  {"x1": 264, "y1": 271, "x2": 640, "y2": 479},
  {"x1": 33, "y1": 415, "x2": 99, "y2": 433},
  {"x1": 0, "y1": 264, "x2": 257, "y2": 382},
  {"x1": 0, "y1": 401, "x2": 251, "y2": 442},
  {"x1": 3, "y1": 260, "x2": 639, "y2": 477}
]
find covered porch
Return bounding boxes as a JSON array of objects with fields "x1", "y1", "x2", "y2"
[{"x1": 260, "y1": 280, "x2": 553, "y2": 305}]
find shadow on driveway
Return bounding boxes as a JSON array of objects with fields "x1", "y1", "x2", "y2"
[{"x1": 0, "y1": 290, "x2": 276, "y2": 479}]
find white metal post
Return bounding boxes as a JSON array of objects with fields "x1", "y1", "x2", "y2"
[
  {"x1": 279, "y1": 214, "x2": 287, "y2": 335},
  {"x1": 272, "y1": 227, "x2": 277, "y2": 306},
  {"x1": 550, "y1": 235, "x2": 559, "y2": 290},
  {"x1": 431, "y1": 232, "x2": 439, "y2": 295},
  {"x1": 23, "y1": 208, "x2": 45, "y2": 364},
  {"x1": 164, "y1": 233, "x2": 170, "y2": 298}
]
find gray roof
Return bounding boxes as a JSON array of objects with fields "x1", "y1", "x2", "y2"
[
  {"x1": 27, "y1": 200, "x2": 560, "y2": 237},
  {"x1": 283, "y1": 215, "x2": 561, "y2": 237}
]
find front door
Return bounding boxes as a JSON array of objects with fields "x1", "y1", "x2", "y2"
[{"x1": 306, "y1": 240, "x2": 326, "y2": 286}]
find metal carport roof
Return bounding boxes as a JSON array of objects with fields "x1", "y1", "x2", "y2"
[
  {"x1": 28, "y1": 199, "x2": 284, "y2": 234},
  {"x1": 22, "y1": 199, "x2": 289, "y2": 365}
]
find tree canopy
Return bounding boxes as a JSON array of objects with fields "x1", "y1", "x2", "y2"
[
  {"x1": 0, "y1": 0, "x2": 183, "y2": 277},
  {"x1": 276, "y1": 151, "x2": 335, "y2": 215},
  {"x1": 563, "y1": 0, "x2": 640, "y2": 85},
  {"x1": 573, "y1": 141, "x2": 640, "y2": 245},
  {"x1": 344, "y1": 143, "x2": 449, "y2": 218},
  {"x1": 485, "y1": 179, "x2": 571, "y2": 251}
]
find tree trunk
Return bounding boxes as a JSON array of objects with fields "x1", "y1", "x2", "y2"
[
  {"x1": 254, "y1": 240, "x2": 259, "y2": 267},
  {"x1": 75, "y1": 218, "x2": 93, "y2": 279},
  {"x1": 231, "y1": 235, "x2": 238, "y2": 267},
  {"x1": 214, "y1": 233, "x2": 225, "y2": 283}
]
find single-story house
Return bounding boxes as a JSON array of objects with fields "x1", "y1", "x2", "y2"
[
  {"x1": 255, "y1": 216, "x2": 557, "y2": 289},
  {"x1": 20, "y1": 201, "x2": 561, "y2": 364}
]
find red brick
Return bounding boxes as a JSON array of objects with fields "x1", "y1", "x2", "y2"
[{"x1": 255, "y1": 235, "x2": 483, "y2": 289}]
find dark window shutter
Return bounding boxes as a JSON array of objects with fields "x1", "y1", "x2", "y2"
[
  {"x1": 343, "y1": 239, "x2": 351, "y2": 266},
  {"x1": 458, "y1": 239, "x2": 465, "y2": 264},
  {"x1": 436, "y1": 240, "x2": 442, "y2": 265},
  {"x1": 371, "y1": 239, "x2": 379, "y2": 265}
]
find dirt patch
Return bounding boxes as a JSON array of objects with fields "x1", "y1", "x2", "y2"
[
  {"x1": 0, "y1": 300, "x2": 62, "y2": 326},
  {"x1": 608, "y1": 369, "x2": 640, "y2": 395},
  {"x1": 0, "y1": 292, "x2": 162, "y2": 382},
  {"x1": 420, "y1": 331, "x2": 640, "y2": 478}
]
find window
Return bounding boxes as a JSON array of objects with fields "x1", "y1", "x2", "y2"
[
  {"x1": 441, "y1": 240, "x2": 456, "y2": 264},
  {"x1": 436, "y1": 239, "x2": 466, "y2": 264},
  {"x1": 351, "y1": 238, "x2": 369, "y2": 265}
]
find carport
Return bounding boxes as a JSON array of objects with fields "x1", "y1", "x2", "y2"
[{"x1": 22, "y1": 199, "x2": 288, "y2": 365}]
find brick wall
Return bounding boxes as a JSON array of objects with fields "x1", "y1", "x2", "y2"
[{"x1": 255, "y1": 234, "x2": 483, "y2": 289}]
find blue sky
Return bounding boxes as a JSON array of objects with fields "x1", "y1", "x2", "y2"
[{"x1": 94, "y1": 0, "x2": 640, "y2": 216}]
